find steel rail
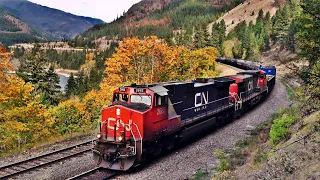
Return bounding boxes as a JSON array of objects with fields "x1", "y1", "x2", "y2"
[
  {"x1": 0, "y1": 139, "x2": 95, "y2": 179},
  {"x1": 67, "y1": 167, "x2": 118, "y2": 180}
]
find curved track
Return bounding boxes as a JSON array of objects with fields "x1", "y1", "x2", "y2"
[
  {"x1": 0, "y1": 140, "x2": 95, "y2": 179},
  {"x1": 68, "y1": 167, "x2": 118, "y2": 180}
]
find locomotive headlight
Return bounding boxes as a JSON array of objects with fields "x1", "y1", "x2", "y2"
[
  {"x1": 118, "y1": 136, "x2": 123, "y2": 141},
  {"x1": 116, "y1": 108, "x2": 121, "y2": 116},
  {"x1": 119, "y1": 132, "x2": 125, "y2": 142},
  {"x1": 96, "y1": 133, "x2": 101, "y2": 139}
]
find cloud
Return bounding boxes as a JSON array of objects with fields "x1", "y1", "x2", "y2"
[{"x1": 28, "y1": 0, "x2": 141, "y2": 22}]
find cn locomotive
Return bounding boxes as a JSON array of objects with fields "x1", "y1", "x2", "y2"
[{"x1": 93, "y1": 58, "x2": 276, "y2": 171}]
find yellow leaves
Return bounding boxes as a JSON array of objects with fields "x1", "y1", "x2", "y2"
[
  {"x1": 0, "y1": 46, "x2": 11, "y2": 74},
  {"x1": 1, "y1": 121, "x2": 29, "y2": 132},
  {"x1": 80, "y1": 52, "x2": 96, "y2": 77},
  {"x1": 186, "y1": 47, "x2": 218, "y2": 78},
  {"x1": 105, "y1": 36, "x2": 168, "y2": 85},
  {"x1": 0, "y1": 75, "x2": 34, "y2": 103},
  {"x1": 98, "y1": 36, "x2": 220, "y2": 108},
  {"x1": 0, "y1": 46, "x2": 54, "y2": 150},
  {"x1": 86, "y1": 52, "x2": 95, "y2": 62}
]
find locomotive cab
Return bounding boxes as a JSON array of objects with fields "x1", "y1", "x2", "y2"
[{"x1": 94, "y1": 86, "x2": 155, "y2": 170}]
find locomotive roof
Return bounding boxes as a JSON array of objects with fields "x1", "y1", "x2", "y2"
[
  {"x1": 127, "y1": 76, "x2": 235, "y2": 90},
  {"x1": 149, "y1": 86, "x2": 168, "y2": 96},
  {"x1": 229, "y1": 74, "x2": 252, "y2": 80},
  {"x1": 238, "y1": 70, "x2": 260, "y2": 75}
]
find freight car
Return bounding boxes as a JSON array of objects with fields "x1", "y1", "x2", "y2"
[{"x1": 93, "y1": 59, "x2": 276, "y2": 171}]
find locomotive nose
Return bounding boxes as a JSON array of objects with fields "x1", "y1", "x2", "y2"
[{"x1": 93, "y1": 147, "x2": 136, "y2": 170}]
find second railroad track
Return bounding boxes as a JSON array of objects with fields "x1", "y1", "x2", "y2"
[{"x1": 0, "y1": 139, "x2": 95, "y2": 180}]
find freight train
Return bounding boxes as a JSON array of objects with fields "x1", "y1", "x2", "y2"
[{"x1": 93, "y1": 58, "x2": 276, "y2": 171}]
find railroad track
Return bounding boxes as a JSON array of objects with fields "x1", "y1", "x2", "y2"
[
  {"x1": 0, "y1": 139, "x2": 95, "y2": 179},
  {"x1": 68, "y1": 167, "x2": 118, "y2": 180}
]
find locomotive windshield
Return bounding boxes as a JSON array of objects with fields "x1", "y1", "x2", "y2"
[
  {"x1": 130, "y1": 95, "x2": 152, "y2": 106},
  {"x1": 113, "y1": 93, "x2": 129, "y2": 102}
]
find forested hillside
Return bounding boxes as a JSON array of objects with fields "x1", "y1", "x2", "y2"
[
  {"x1": 0, "y1": 0, "x2": 104, "y2": 41},
  {"x1": 70, "y1": 0, "x2": 244, "y2": 47},
  {"x1": 0, "y1": 7, "x2": 51, "y2": 46}
]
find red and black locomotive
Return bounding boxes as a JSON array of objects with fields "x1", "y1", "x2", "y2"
[{"x1": 93, "y1": 59, "x2": 276, "y2": 171}]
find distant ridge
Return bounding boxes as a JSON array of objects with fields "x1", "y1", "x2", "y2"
[
  {"x1": 0, "y1": 0, "x2": 104, "y2": 40},
  {"x1": 0, "y1": 7, "x2": 51, "y2": 46}
]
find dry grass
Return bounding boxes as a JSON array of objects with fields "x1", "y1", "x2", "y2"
[
  {"x1": 208, "y1": 0, "x2": 278, "y2": 34},
  {"x1": 217, "y1": 63, "x2": 243, "y2": 76}
]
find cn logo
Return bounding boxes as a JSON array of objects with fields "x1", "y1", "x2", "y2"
[
  {"x1": 195, "y1": 91, "x2": 208, "y2": 107},
  {"x1": 248, "y1": 81, "x2": 253, "y2": 91},
  {"x1": 107, "y1": 117, "x2": 132, "y2": 131}
]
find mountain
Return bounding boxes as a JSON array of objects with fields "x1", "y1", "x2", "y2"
[
  {"x1": 0, "y1": 0, "x2": 104, "y2": 40},
  {"x1": 208, "y1": 0, "x2": 281, "y2": 34},
  {"x1": 0, "y1": 7, "x2": 53, "y2": 46},
  {"x1": 70, "y1": 0, "x2": 245, "y2": 48}
]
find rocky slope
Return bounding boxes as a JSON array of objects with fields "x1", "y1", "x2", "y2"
[
  {"x1": 0, "y1": 0, "x2": 104, "y2": 40},
  {"x1": 0, "y1": 7, "x2": 48, "y2": 46}
]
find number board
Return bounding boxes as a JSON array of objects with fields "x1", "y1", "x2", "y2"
[
  {"x1": 119, "y1": 87, "x2": 126, "y2": 92},
  {"x1": 135, "y1": 88, "x2": 145, "y2": 93}
]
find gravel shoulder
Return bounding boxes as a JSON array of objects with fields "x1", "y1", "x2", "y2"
[
  {"x1": 6, "y1": 80, "x2": 289, "y2": 180},
  {"x1": 0, "y1": 134, "x2": 95, "y2": 167}
]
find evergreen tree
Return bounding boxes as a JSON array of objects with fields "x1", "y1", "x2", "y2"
[
  {"x1": 297, "y1": 0, "x2": 320, "y2": 67},
  {"x1": 218, "y1": 20, "x2": 226, "y2": 46},
  {"x1": 211, "y1": 22, "x2": 224, "y2": 54},
  {"x1": 272, "y1": 4, "x2": 292, "y2": 48},
  {"x1": 258, "y1": 9, "x2": 264, "y2": 20},
  {"x1": 193, "y1": 27, "x2": 205, "y2": 49},
  {"x1": 89, "y1": 68, "x2": 101, "y2": 90},
  {"x1": 17, "y1": 47, "x2": 61, "y2": 105},
  {"x1": 203, "y1": 25, "x2": 211, "y2": 47},
  {"x1": 165, "y1": 35, "x2": 174, "y2": 46},
  {"x1": 66, "y1": 73, "x2": 77, "y2": 97},
  {"x1": 44, "y1": 65, "x2": 61, "y2": 105},
  {"x1": 76, "y1": 71, "x2": 85, "y2": 95},
  {"x1": 287, "y1": 20, "x2": 298, "y2": 52}
]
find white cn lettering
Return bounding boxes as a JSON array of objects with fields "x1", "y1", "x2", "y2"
[
  {"x1": 195, "y1": 91, "x2": 209, "y2": 107},
  {"x1": 107, "y1": 117, "x2": 132, "y2": 131},
  {"x1": 248, "y1": 81, "x2": 253, "y2": 91}
]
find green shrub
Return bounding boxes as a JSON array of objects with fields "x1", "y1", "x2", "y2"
[
  {"x1": 214, "y1": 150, "x2": 233, "y2": 172},
  {"x1": 193, "y1": 170, "x2": 208, "y2": 180},
  {"x1": 217, "y1": 158, "x2": 232, "y2": 172},
  {"x1": 270, "y1": 114, "x2": 296, "y2": 145},
  {"x1": 252, "y1": 148, "x2": 267, "y2": 165}
]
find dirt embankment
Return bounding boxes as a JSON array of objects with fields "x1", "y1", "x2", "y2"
[
  {"x1": 217, "y1": 63, "x2": 243, "y2": 76},
  {"x1": 208, "y1": 0, "x2": 278, "y2": 34},
  {"x1": 235, "y1": 111, "x2": 320, "y2": 180}
]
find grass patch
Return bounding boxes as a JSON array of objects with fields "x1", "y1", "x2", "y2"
[
  {"x1": 280, "y1": 77, "x2": 297, "y2": 101},
  {"x1": 193, "y1": 170, "x2": 209, "y2": 180},
  {"x1": 269, "y1": 107, "x2": 298, "y2": 145},
  {"x1": 252, "y1": 148, "x2": 267, "y2": 165}
]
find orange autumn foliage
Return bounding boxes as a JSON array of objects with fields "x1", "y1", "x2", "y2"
[
  {"x1": 0, "y1": 47, "x2": 54, "y2": 150},
  {"x1": 94, "y1": 36, "x2": 219, "y2": 107}
]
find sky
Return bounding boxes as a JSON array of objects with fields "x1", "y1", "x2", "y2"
[{"x1": 28, "y1": 0, "x2": 141, "y2": 23}]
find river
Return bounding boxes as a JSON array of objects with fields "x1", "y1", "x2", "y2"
[{"x1": 58, "y1": 74, "x2": 69, "y2": 92}]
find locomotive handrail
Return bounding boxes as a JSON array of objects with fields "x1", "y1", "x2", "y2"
[{"x1": 130, "y1": 122, "x2": 142, "y2": 156}]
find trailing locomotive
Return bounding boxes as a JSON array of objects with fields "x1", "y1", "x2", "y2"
[{"x1": 93, "y1": 58, "x2": 276, "y2": 171}]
